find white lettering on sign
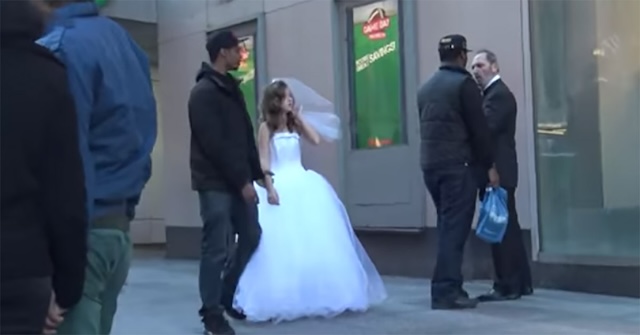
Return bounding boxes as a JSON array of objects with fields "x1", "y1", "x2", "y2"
[{"x1": 355, "y1": 41, "x2": 397, "y2": 72}]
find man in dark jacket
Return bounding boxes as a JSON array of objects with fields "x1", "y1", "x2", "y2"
[
  {"x1": 471, "y1": 49, "x2": 533, "y2": 302},
  {"x1": 417, "y1": 34, "x2": 498, "y2": 310},
  {"x1": 189, "y1": 30, "x2": 264, "y2": 335},
  {"x1": 0, "y1": 0, "x2": 87, "y2": 333}
]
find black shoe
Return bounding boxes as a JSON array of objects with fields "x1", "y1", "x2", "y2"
[
  {"x1": 458, "y1": 288, "x2": 470, "y2": 299},
  {"x1": 477, "y1": 289, "x2": 521, "y2": 302},
  {"x1": 432, "y1": 296, "x2": 478, "y2": 310},
  {"x1": 224, "y1": 306, "x2": 246, "y2": 321},
  {"x1": 521, "y1": 286, "x2": 534, "y2": 296},
  {"x1": 221, "y1": 292, "x2": 246, "y2": 321},
  {"x1": 202, "y1": 314, "x2": 235, "y2": 335}
]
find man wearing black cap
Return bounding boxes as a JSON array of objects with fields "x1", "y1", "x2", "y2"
[
  {"x1": 188, "y1": 30, "x2": 264, "y2": 335},
  {"x1": 417, "y1": 34, "x2": 498, "y2": 310}
]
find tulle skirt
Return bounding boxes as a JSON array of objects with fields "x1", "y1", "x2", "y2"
[{"x1": 233, "y1": 167, "x2": 387, "y2": 323}]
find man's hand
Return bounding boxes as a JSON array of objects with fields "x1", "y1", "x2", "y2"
[
  {"x1": 488, "y1": 166, "x2": 500, "y2": 187},
  {"x1": 241, "y1": 183, "x2": 258, "y2": 203},
  {"x1": 43, "y1": 293, "x2": 65, "y2": 335},
  {"x1": 267, "y1": 189, "x2": 280, "y2": 205}
]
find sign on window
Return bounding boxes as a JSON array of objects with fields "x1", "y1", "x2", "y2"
[{"x1": 350, "y1": 0, "x2": 404, "y2": 149}]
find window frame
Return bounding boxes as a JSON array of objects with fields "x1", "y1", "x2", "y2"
[{"x1": 524, "y1": 0, "x2": 640, "y2": 266}]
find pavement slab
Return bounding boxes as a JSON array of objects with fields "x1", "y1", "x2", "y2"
[{"x1": 113, "y1": 256, "x2": 640, "y2": 335}]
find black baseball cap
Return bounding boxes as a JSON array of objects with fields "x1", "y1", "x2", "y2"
[
  {"x1": 438, "y1": 34, "x2": 472, "y2": 53},
  {"x1": 206, "y1": 30, "x2": 240, "y2": 60}
]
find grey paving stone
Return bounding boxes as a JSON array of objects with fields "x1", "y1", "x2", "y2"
[{"x1": 111, "y1": 256, "x2": 640, "y2": 335}]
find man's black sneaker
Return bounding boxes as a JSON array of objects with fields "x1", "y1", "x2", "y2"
[
  {"x1": 458, "y1": 288, "x2": 470, "y2": 299},
  {"x1": 221, "y1": 292, "x2": 246, "y2": 321},
  {"x1": 224, "y1": 306, "x2": 246, "y2": 321},
  {"x1": 431, "y1": 296, "x2": 479, "y2": 310},
  {"x1": 476, "y1": 289, "x2": 521, "y2": 302},
  {"x1": 203, "y1": 314, "x2": 235, "y2": 335}
]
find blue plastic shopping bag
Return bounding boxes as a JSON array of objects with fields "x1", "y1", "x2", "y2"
[{"x1": 476, "y1": 187, "x2": 509, "y2": 244}]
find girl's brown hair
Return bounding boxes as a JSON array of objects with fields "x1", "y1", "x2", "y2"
[{"x1": 260, "y1": 80, "x2": 296, "y2": 134}]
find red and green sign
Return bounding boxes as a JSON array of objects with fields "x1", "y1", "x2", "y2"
[{"x1": 351, "y1": 1, "x2": 403, "y2": 149}]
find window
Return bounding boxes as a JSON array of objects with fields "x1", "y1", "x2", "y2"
[
  {"x1": 530, "y1": 0, "x2": 639, "y2": 258},
  {"x1": 230, "y1": 35, "x2": 258, "y2": 125},
  {"x1": 347, "y1": 0, "x2": 405, "y2": 149}
]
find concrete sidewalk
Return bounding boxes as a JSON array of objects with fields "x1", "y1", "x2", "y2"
[{"x1": 113, "y1": 256, "x2": 639, "y2": 335}]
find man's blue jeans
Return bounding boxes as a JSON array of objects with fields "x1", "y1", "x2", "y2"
[{"x1": 197, "y1": 190, "x2": 261, "y2": 317}]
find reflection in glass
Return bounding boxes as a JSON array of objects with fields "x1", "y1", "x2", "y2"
[
  {"x1": 530, "y1": 0, "x2": 640, "y2": 258},
  {"x1": 230, "y1": 36, "x2": 258, "y2": 125}
]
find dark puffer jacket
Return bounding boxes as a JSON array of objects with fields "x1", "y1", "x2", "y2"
[{"x1": 417, "y1": 64, "x2": 494, "y2": 171}]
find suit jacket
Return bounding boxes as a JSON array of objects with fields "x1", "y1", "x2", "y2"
[{"x1": 482, "y1": 79, "x2": 519, "y2": 187}]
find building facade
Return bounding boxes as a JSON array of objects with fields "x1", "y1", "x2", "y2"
[{"x1": 106, "y1": 0, "x2": 639, "y2": 296}]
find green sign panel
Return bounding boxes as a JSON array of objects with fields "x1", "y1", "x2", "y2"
[
  {"x1": 351, "y1": 0, "x2": 403, "y2": 149},
  {"x1": 230, "y1": 36, "x2": 257, "y2": 125},
  {"x1": 95, "y1": 0, "x2": 108, "y2": 8}
]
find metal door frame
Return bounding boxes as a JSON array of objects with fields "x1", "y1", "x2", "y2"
[{"x1": 331, "y1": 0, "x2": 425, "y2": 231}]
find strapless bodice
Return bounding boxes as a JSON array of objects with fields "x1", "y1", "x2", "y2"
[{"x1": 270, "y1": 132, "x2": 303, "y2": 174}]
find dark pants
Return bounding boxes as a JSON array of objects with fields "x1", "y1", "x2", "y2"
[
  {"x1": 197, "y1": 190, "x2": 261, "y2": 317},
  {"x1": 1, "y1": 277, "x2": 51, "y2": 334},
  {"x1": 423, "y1": 165, "x2": 477, "y2": 301},
  {"x1": 480, "y1": 187, "x2": 532, "y2": 294}
]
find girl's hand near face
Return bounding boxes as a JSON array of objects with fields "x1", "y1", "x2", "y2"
[{"x1": 292, "y1": 104, "x2": 302, "y2": 120}]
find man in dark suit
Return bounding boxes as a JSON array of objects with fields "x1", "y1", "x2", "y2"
[{"x1": 471, "y1": 49, "x2": 533, "y2": 301}]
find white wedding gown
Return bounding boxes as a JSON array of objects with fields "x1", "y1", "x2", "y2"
[{"x1": 233, "y1": 131, "x2": 387, "y2": 323}]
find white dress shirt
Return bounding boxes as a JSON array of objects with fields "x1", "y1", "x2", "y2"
[{"x1": 484, "y1": 74, "x2": 501, "y2": 91}]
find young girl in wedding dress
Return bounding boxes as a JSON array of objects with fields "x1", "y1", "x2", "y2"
[{"x1": 232, "y1": 80, "x2": 387, "y2": 323}]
